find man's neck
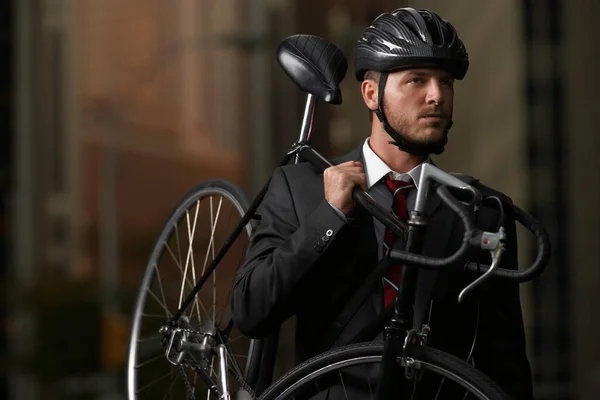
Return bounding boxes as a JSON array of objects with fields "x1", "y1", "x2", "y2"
[{"x1": 369, "y1": 135, "x2": 429, "y2": 174}]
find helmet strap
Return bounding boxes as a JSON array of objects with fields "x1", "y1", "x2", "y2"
[{"x1": 373, "y1": 72, "x2": 449, "y2": 156}]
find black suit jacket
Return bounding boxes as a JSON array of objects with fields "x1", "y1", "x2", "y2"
[{"x1": 232, "y1": 146, "x2": 533, "y2": 399}]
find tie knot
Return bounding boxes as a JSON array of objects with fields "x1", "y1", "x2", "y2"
[{"x1": 385, "y1": 176, "x2": 414, "y2": 197}]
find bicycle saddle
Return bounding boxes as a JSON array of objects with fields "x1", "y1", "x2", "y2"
[{"x1": 276, "y1": 34, "x2": 347, "y2": 104}]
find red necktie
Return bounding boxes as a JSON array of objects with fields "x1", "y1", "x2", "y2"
[{"x1": 383, "y1": 177, "x2": 414, "y2": 308}]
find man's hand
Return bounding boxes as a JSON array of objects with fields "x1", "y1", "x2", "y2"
[{"x1": 324, "y1": 161, "x2": 367, "y2": 216}]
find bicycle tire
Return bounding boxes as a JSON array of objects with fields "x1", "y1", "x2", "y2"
[
  {"x1": 127, "y1": 179, "x2": 266, "y2": 399},
  {"x1": 259, "y1": 341, "x2": 510, "y2": 400}
]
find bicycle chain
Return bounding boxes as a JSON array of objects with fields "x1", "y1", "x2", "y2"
[
  {"x1": 168, "y1": 327, "x2": 258, "y2": 399},
  {"x1": 228, "y1": 364, "x2": 257, "y2": 399},
  {"x1": 178, "y1": 364, "x2": 197, "y2": 399}
]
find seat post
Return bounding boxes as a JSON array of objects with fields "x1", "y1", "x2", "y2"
[{"x1": 295, "y1": 94, "x2": 317, "y2": 163}]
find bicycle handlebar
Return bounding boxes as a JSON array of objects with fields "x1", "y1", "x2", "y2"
[
  {"x1": 462, "y1": 203, "x2": 551, "y2": 282},
  {"x1": 297, "y1": 145, "x2": 550, "y2": 283},
  {"x1": 389, "y1": 184, "x2": 550, "y2": 282}
]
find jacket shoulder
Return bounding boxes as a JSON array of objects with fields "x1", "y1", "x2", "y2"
[{"x1": 449, "y1": 172, "x2": 513, "y2": 203}]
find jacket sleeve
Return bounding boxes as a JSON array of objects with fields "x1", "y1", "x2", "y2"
[
  {"x1": 231, "y1": 166, "x2": 348, "y2": 338},
  {"x1": 473, "y1": 199, "x2": 534, "y2": 400}
]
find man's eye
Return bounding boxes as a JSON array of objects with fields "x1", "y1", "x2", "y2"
[{"x1": 408, "y1": 78, "x2": 424, "y2": 84}]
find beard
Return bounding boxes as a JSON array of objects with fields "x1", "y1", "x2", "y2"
[{"x1": 383, "y1": 103, "x2": 450, "y2": 145}]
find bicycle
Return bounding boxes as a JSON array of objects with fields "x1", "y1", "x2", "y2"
[{"x1": 126, "y1": 34, "x2": 550, "y2": 400}]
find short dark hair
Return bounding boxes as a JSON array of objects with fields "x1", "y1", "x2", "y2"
[{"x1": 364, "y1": 70, "x2": 381, "y2": 83}]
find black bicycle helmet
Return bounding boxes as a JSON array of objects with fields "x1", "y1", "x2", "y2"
[
  {"x1": 354, "y1": 8, "x2": 469, "y2": 156},
  {"x1": 355, "y1": 8, "x2": 469, "y2": 81}
]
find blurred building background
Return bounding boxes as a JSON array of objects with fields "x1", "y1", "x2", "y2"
[{"x1": 3, "y1": 0, "x2": 599, "y2": 399}]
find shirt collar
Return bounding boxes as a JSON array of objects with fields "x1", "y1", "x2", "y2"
[{"x1": 361, "y1": 138, "x2": 431, "y2": 189}]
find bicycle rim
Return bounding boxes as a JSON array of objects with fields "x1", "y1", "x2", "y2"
[{"x1": 259, "y1": 342, "x2": 509, "y2": 400}]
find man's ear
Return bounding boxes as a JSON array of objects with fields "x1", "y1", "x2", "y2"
[{"x1": 361, "y1": 79, "x2": 379, "y2": 112}]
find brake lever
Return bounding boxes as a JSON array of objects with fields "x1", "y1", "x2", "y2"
[{"x1": 458, "y1": 227, "x2": 507, "y2": 304}]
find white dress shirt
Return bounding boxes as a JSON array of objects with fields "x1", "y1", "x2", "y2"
[{"x1": 361, "y1": 137, "x2": 430, "y2": 192}]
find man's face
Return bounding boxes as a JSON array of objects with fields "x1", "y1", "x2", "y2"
[{"x1": 381, "y1": 68, "x2": 454, "y2": 145}]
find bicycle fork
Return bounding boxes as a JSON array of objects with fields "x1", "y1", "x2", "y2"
[
  {"x1": 216, "y1": 344, "x2": 231, "y2": 400},
  {"x1": 377, "y1": 323, "x2": 430, "y2": 400}
]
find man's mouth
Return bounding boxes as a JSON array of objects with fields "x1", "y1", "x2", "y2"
[{"x1": 422, "y1": 113, "x2": 446, "y2": 119}]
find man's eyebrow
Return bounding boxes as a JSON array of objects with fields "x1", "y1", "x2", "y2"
[
  {"x1": 406, "y1": 70, "x2": 429, "y2": 76},
  {"x1": 406, "y1": 70, "x2": 454, "y2": 79}
]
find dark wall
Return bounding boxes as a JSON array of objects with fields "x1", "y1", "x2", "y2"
[{"x1": 0, "y1": 0, "x2": 12, "y2": 398}]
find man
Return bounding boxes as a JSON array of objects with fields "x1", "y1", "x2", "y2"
[{"x1": 232, "y1": 7, "x2": 533, "y2": 399}]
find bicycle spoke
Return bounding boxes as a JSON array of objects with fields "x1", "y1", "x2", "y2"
[
  {"x1": 215, "y1": 296, "x2": 237, "y2": 330},
  {"x1": 211, "y1": 198, "x2": 218, "y2": 327},
  {"x1": 184, "y1": 307, "x2": 201, "y2": 323},
  {"x1": 165, "y1": 243, "x2": 196, "y2": 291},
  {"x1": 178, "y1": 203, "x2": 200, "y2": 310},
  {"x1": 434, "y1": 376, "x2": 446, "y2": 399},
  {"x1": 189, "y1": 297, "x2": 211, "y2": 327},
  {"x1": 206, "y1": 357, "x2": 216, "y2": 399},
  {"x1": 136, "y1": 369, "x2": 174, "y2": 394},
  {"x1": 461, "y1": 377, "x2": 471, "y2": 400},
  {"x1": 137, "y1": 333, "x2": 161, "y2": 343},
  {"x1": 136, "y1": 352, "x2": 165, "y2": 369},
  {"x1": 215, "y1": 306, "x2": 228, "y2": 329},
  {"x1": 177, "y1": 209, "x2": 197, "y2": 311},
  {"x1": 148, "y1": 287, "x2": 172, "y2": 317},
  {"x1": 142, "y1": 312, "x2": 171, "y2": 319},
  {"x1": 201, "y1": 196, "x2": 224, "y2": 325},
  {"x1": 223, "y1": 334, "x2": 247, "y2": 346},
  {"x1": 165, "y1": 258, "x2": 211, "y2": 326},
  {"x1": 226, "y1": 347, "x2": 245, "y2": 378},
  {"x1": 339, "y1": 371, "x2": 349, "y2": 399},
  {"x1": 165, "y1": 241, "x2": 212, "y2": 323},
  {"x1": 187, "y1": 200, "x2": 202, "y2": 325},
  {"x1": 161, "y1": 367, "x2": 179, "y2": 400},
  {"x1": 182, "y1": 299, "x2": 214, "y2": 334},
  {"x1": 154, "y1": 264, "x2": 169, "y2": 318},
  {"x1": 174, "y1": 224, "x2": 183, "y2": 279}
]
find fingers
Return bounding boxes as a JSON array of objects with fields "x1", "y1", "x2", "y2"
[
  {"x1": 324, "y1": 161, "x2": 366, "y2": 188},
  {"x1": 339, "y1": 161, "x2": 367, "y2": 190},
  {"x1": 323, "y1": 161, "x2": 368, "y2": 215}
]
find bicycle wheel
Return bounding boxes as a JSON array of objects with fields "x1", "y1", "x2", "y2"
[
  {"x1": 259, "y1": 341, "x2": 510, "y2": 400},
  {"x1": 127, "y1": 179, "x2": 263, "y2": 400}
]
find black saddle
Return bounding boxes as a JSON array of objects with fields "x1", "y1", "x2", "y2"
[{"x1": 276, "y1": 34, "x2": 348, "y2": 105}]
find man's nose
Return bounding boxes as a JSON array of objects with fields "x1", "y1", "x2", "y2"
[{"x1": 426, "y1": 81, "x2": 445, "y2": 105}]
